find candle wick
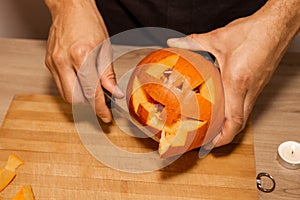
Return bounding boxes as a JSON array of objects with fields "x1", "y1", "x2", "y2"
[{"x1": 291, "y1": 145, "x2": 295, "y2": 155}]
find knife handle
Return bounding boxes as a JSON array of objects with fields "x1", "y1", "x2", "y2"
[{"x1": 103, "y1": 88, "x2": 114, "y2": 109}]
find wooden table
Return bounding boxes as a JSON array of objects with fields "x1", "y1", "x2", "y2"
[{"x1": 0, "y1": 38, "x2": 299, "y2": 199}]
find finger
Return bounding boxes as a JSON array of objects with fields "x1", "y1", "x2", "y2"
[
  {"x1": 100, "y1": 66, "x2": 124, "y2": 98},
  {"x1": 95, "y1": 40, "x2": 124, "y2": 122},
  {"x1": 51, "y1": 48, "x2": 78, "y2": 103},
  {"x1": 99, "y1": 61, "x2": 124, "y2": 99},
  {"x1": 214, "y1": 80, "x2": 246, "y2": 147},
  {"x1": 167, "y1": 35, "x2": 205, "y2": 51},
  {"x1": 77, "y1": 44, "x2": 112, "y2": 122},
  {"x1": 78, "y1": 67, "x2": 112, "y2": 123},
  {"x1": 50, "y1": 68, "x2": 65, "y2": 99},
  {"x1": 70, "y1": 43, "x2": 94, "y2": 104},
  {"x1": 94, "y1": 82, "x2": 112, "y2": 123},
  {"x1": 70, "y1": 43, "x2": 93, "y2": 71},
  {"x1": 72, "y1": 78, "x2": 87, "y2": 104},
  {"x1": 45, "y1": 28, "x2": 65, "y2": 100},
  {"x1": 242, "y1": 86, "x2": 262, "y2": 128},
  {"x1": 204, "y1": 132, "x2": 222, "y2": 150},
  {"x1": 45, "y1": 52, "x2": 65, "y2": 98},
  {"x1": 97, "y1": 39, "x2": 124, "y2": 98},
  {"x1": 168, "y1": 32, "x2": 216, "y2": 51},
  {"x1": 47, "y1": 27, "x2": 82, "y2": 104},
  {"x1": 58, "y1": 67, "x2": 78, "y2": 103},
  {"x1": 77, "y1": 47, "x2": 101, "y2": 100}
]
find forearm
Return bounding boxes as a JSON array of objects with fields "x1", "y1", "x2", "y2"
[
  {"x1": 44, "y1": 0, "x2": 108, "y2": 39},
  {"x1": 45, "y1": 0, "x2": 99, "y2": 18},
  {"x1": 251, "y1": 0, "x2": 300, "y2": 55}
]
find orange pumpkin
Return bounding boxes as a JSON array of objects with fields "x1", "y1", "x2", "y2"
[{"x1": 126, "y1": 48, "x2": 225, "y2": 158}]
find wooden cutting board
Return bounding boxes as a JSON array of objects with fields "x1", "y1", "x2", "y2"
[{"x1": 0, "y1": 94, "x2": 257, "y2": 199}]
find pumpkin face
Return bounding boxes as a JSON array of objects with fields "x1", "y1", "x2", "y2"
[{"x1": 126, "y1": 48, "x2": 225, "y2": 158}]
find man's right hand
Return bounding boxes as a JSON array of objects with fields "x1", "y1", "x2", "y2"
[{"x1": 45, "y1": 0, "x2": 123, "y2": 122}]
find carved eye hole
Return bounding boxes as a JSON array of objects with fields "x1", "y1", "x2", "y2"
[
  {"x1": 161, "y1": 68, "x2": 173, "y2": 83},
  {"x1": 176, "y1": 81, "x2": 184, "y2": 90},
  {"x1": 163, "y1": 68, "x2": 173, "y2": 77},
  {"x1": 193, "y1": 85, "x2": 201, "y2": 94},
  {"x1": 156, "y1": 103, "x2": 165, "y2": 112}
]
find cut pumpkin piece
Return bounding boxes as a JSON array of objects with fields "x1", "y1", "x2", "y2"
[
  {"x1": 157, "y1": 54, "x2": 179, "y2": 67},
  {"x1": 12, "y1": 185, "x2": 35, "y2": 200},
  {"x1": 0, "y1": 169, "x2": 16, "y2": 192},
  {"x1": 5, "y1": 154, "x2": 24, "y2": 171},
  {"x1": 0, "y1": 154, "x2": 23, "y2": 192},
  {"x1": 137, "y1": 102, "x2": 166, "y2": 130},
  {"x1": 159, "y1": 120, "x2": 207, "y2": 158},
  {"x1": 128, "y1": 77, "x2": 149, "y2": 114}
]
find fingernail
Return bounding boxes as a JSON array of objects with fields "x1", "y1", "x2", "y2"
[
  {"x1": 113, "y1": 86, "x2": 125, "y2": 98},
  {"x1": 198, "y1": 132, "x2": 222, "y2": 159},
  {"x1": 167, "y1": 38, "x2": 182, "y2": 47},
  {"x1": 203, "y1": 141, "x2": 214, "y2": 151},
  {"x1": 212, "y1": 132, "x2": 222, "y2": 147},
  {"x1": 198, "y1": 145, "x2": 211, "y2": 158},
  {"x1": 99, "y1": 115, "x2": 111, "y2": 123},
  {"x1": 167, "y1": 38, "x2": 179, "y2": 43},
  {"x1": 168, "y1": 38, "x2": 193, "y2": 49}
]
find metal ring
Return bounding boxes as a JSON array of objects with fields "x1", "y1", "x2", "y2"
[{"x1": 256, "y1": 172, "x2": 276, "y2": 193}]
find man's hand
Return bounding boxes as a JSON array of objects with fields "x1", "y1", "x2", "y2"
[
  {"x1": 168, "y1": 0, "x2": 300, "y2": 147},
  {"x1": 45, "y1": 0, "x2": 123, "y2": 123}
]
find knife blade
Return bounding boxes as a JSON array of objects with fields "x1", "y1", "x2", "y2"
[{"x1": 103, "y1": 89, "x2": 159, "y2": 140}]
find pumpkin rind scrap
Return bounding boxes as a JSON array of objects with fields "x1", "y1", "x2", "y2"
[
  {"x1": 0, "y1": 170, "x2": 16, "y2": 192},
  {"x1": 5, "y1": 154, "x2": 24, "y2": 171},
  {"x1": 126, "y1": 48, "x2": 225, "y2": 158},
  {"x1": 0, "y1": 154, "x2": 23, "y2": 192},
  {"x1": 13, "y1": 185, "x2": 35, "y2": 200}
]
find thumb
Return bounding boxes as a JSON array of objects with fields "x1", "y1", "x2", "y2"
[
  {"x1": 167, "y1": 34, "x2": 206, "y2": 51},
  {"x1": 96, "y1": 39, "x2": 124, "y2": 99},
  {"x1": 101, "y1": 66, "x2": 124, "y2": 99}
]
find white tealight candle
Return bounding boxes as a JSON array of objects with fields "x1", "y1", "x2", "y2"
[{"x1": 277, "y1": 141, "x2": 300, "y2": 170}]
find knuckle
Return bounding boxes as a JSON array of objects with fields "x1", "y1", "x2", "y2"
[
  {"x1": 225, "y1": 113, "x2": 245, "y2": 133},
  {"x1": 209, "y1": 28, "x2": 222, "y2": 39},
  {"x1": 231, "y1": 115, "x2": 244, "y2": 129},
  {"x1": 222, "y1": 136, "x2": 235, "y2": 146},
  {"x1": 51, "y1": 52, "x2": 65, "y2": 68},
  {"x1": 45, "y1": 54, "x2": 52, "y2": 68},
  {"x1": 70, "y1": 44, "x2": 92, "y2": 67},
  {"x1": 189, "y1": 33, "x2": 198, "y2": 39},
  {"x1": 229, "y1": 72, "x2": 251, "y2": 91},
  {"x1": 83, "y1": 86, "x2": 96, "y2": 100},
  {"x1": 95, "y1": 107, "x2": 111, "y2": 123},
  {"x1": 231, "y1": 72, "x2": 249, "y2": 84}
]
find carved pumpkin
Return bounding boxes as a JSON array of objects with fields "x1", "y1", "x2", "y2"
[{"x1": 126, "y1": 48, "x2": 225, "y2": 158}]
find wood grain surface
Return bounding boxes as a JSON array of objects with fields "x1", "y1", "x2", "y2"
[
  {"x1": 0, "y1": 38, "x2": 299, "y2": 200},
  {"x1": 0, "y1": 94, "x2": 257, "y2": 199}
]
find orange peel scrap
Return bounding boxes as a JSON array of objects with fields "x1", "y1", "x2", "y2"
[
  {"x1": 12, "y1": 185, "x2": 35, "y2": 200},
  {"x1": 0, "y1": 154, "x2": 23, "y2": 192}
]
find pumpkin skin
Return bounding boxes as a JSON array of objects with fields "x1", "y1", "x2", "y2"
[
  {"x1": 126, "y1": 48, "x2": 225, "y2": 158},
  {"x1": 0, "y1": 154, "x2": 23, "y2": 192},
  {"x1": 13, "y1": 185, "x2": 35, "y2": 200}
]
